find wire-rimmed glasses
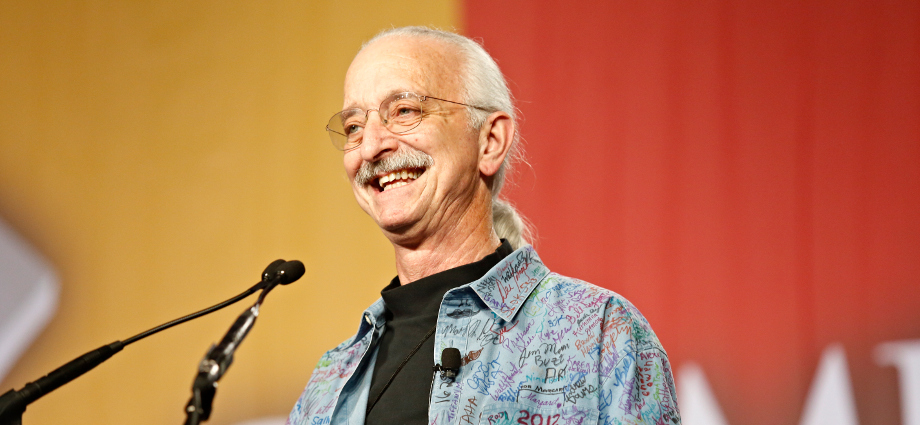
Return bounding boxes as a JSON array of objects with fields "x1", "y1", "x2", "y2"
[{"x1": 325, "y1": 91, "x2": 489, "y2": 151}]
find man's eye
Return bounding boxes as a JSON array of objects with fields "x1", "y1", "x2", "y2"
[
  {"x1": 344, "y1": 123, "x2": 363, "y2": 135},
  {"x1": 389, "y1": 103, "x2": 422, "y2": 123},
  {"x1": 341, "y1": 115, "x2": 364, "y2": 134}
]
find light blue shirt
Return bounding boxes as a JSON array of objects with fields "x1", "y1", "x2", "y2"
[{"x1": 288, "y1": 246, "x2": 680, "y2": 425}]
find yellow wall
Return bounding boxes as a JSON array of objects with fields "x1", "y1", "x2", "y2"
[{"x1": 0, "y1": 2, "x2": 458, "y2": 424}]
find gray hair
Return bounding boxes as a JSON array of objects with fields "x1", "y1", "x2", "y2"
[{"x1": 363, "y1": 26, "x2": 533, "y2": 249}]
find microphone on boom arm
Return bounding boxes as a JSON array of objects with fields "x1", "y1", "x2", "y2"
[{"x1": 0, "y1": 259, "x2": 301, "y2": 425}]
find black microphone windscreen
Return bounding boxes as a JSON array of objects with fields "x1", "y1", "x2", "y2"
[
  {"x1": 262, "y1": 259, "x2": 286, "y2": 282},
  {"x1": 278, "y1": 260, "x2": 305, "y2": 285},
  {"x1": 442, "y1": 348, "x2": 461, "y2": 370}
]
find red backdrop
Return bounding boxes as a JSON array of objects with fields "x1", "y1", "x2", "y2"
[{"x1": 464, "y1": 1, "x2": 920, "y2": 424}]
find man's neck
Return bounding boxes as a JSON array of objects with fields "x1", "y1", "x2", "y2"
[{"x1": 390, "y1": 202, "x2": 501, "y2": 285}]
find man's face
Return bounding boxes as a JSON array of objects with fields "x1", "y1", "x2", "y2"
[{"x1": 342, "y1": 37, "x2": 482, "y2": 243}]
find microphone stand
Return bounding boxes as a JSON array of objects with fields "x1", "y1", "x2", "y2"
[
  {"x1": 182, "y1": 260, "x2": 304, "y2": 425},
  {"x1": 183, "y1": 304, "x2": 259, "y2": 425},
  {"x1": 0, "y1": 259, "x2": 288, "y2": 425}
]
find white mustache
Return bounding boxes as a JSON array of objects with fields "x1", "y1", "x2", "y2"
[{"x1": 355, "y1": 149, "x2": 433, "y2": 186}]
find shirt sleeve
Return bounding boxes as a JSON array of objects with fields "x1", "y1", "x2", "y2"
[{"x1": 597, "y1": 298, "x2": 681, "y2": 425}]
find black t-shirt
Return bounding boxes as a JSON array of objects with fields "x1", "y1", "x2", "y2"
[{"x1": 365, "y1": 240, "x2": 513, "y2": 424}]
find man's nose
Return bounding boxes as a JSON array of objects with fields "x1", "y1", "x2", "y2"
[{"x1": 359, "y1": 111, "x2": 398, "y2": 161}]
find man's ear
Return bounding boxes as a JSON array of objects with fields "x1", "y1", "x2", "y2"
[{"x1": 478, "y1": 111, "x2": 515, "y2": 177}]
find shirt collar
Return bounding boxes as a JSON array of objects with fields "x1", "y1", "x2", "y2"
[
  {"x1": 379, "y1": 240, "x2": 513, "y2": 321},
  {"x1": 468, "y1": 245, "x2": 550, "y2": 322},
  {"x1": 362, "y1": 244, "x2": 550, "y2": 327},
  {"x1": 359, "y1": 298, "x2": 387, "y2": 336}
]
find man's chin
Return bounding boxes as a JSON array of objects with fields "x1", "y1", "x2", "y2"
[
  {"x1": 374, "y1": 215, "x2": 415, "y2": 234},
  {"x1": 362, "y1": 187, "x2": 422, "y2": 222},
  {"x1": 372, "y1": 214, "x2": 429, "y2": 245}
]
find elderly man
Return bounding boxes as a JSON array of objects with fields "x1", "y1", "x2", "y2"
[{"x1": 288, "y1": 27, "x2": 680, "y2": 425}]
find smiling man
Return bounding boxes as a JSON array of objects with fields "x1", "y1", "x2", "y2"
[{"x1": 287, "y1": 27, "x2": 680, "y2": 425}]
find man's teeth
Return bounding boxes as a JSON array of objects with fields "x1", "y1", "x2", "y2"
[{"x1": 378, "y1": 169, "x2": 421, "y2": 190}]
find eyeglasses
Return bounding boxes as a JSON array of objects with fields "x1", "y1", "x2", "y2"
[{"x1": 325, "y1": 91, "x2": 490, "y2": 151}]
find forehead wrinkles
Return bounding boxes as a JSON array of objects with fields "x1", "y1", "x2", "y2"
[{"x1": 343, "y1": 36, "x2": 465, "y2": 109}]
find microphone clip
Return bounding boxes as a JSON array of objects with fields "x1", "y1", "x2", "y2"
[{"x1": 432, "y1": 364, "x2": 459, "y2": 380}]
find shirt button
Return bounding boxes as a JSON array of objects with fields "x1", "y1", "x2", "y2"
[{"x1": 364, "y1": 314, "x2": 372, "y2": 325}]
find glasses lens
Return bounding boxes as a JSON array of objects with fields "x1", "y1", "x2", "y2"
[
  {"x1": 382, "y1": 93, "x2": 424, "y2": 134},
  {"x1": 325, "y1": 93, "x2": 425, "y2": 151},
  {"x1": 326, "y1": 109, "x2": 364, "y2": 151}
]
